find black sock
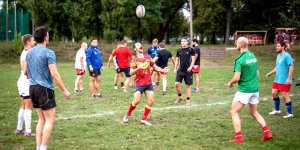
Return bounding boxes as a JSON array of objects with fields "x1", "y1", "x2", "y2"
[
  {"x1": 121, "y1": 82, "x2": 124, "y2": 87},
  {"x1": 178, "y1": 93, "x2": 182, "y2": 97},
  {"x1": 114, "y1": 84, "x2": 117, "y2": 86},
  {"x1": 187, "y1": 97, "x2": 190, "y2": 100}
]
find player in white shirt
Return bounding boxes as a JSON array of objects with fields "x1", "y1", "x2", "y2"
[
  {"x1": 74, "y1": 42, "x2": 88, "y2": 93},
  {"x1": 15, "y1": 34, "x2": 36, "y2": 137}
]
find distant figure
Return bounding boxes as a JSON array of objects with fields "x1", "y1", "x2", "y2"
[
  {"x1": 74, "y1": 42, "x2": 88, "y2": 93},
  {"x1": 174, "y1": 38, "x2": 196, "y2": 107},
  {"x1": 267, "y1": 41, "x2": 294, "y2": 118},
  {"x1": 148, "y1": 39, "x2": 160, "y2": 87},
  {"x1": 228, "y1": 37, "x2": 272, "y2": 143},
  {"x1": 26, "y1": 26, "x2": 70, "y2": 150},
  {"x1": 122, "y1": 43, "x2": 168, "y2": 125},
  {"x1": 15, "y1": 34, "x2": 36, "y2": 137},
  {"x1": 191, "y1": 39, "x2": 201, "y2": 92},
  {"x1": 152, "y1": 42, "x2": 175, "y2": 95},
  {"x1": 86, "y1": 38, "x2": 104, "y2": 98},
  {"x1": 107, "y1": 42, "x2": 124, "y2": 89},
  {"x1": 110, "y1": 40, "x2": 133, "y2": 92}
]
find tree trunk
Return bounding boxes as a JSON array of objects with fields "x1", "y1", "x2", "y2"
[{"x1": 225, "y1": 8, "x2": 231, "y2": 44}]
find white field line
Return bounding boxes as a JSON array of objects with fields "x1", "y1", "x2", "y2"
[
  {"x1": 56, "y1": 93, "x2": 300, "y2": 120},
  {"x1": 56, "y1": 100, "x2": 230, "y2": 120}
]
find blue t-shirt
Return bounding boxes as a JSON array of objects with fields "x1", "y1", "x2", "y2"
[
  {"x1": 26, "y1": 45, "x2": 56, "y2": 90},
  {"x1": 147, "y1": 45, "x2": 160, "y2": 59},
  {"x1": 86, "y1": 45, "x2": 103, "y2": 70},
  {"x1": 275, "y1": 51, "x2": 294, "y2": 84}
]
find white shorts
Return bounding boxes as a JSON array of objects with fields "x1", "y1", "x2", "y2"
[
  {"x1": 233, "y1": 91, "x2": 259, "y2": 105},
  {"x1": 17, "y1": 78, "x2": 30, "y2": 97}
]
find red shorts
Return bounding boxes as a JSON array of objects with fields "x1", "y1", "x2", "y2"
[
  {"x1": 272, "y1": 82, "x2": 291, "y2": 92},
  {"x1": 76, "y1": 69, "x2": 85, "y2": 75},
  {"x1": 192, "y1": 65, "x2": 200, "y2": 73}
]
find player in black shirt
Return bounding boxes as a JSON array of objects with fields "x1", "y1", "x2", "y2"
[
  {"x1": 174, "y1": 38, "x2": 196, "y2": 106},
  {"x1": 192, "y1": 39, "x2": 201, "y2": 92},
  {"x1": 153, "y1": 42, "x2": 175, "y2": 95}
]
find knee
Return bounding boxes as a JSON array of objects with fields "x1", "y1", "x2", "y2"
[
  {"x1": 230, "y1": 109, "x2": 237, "y2": 116},
  {"x1": 271, "y1": 92, "x2": 278, "y2": 98}
]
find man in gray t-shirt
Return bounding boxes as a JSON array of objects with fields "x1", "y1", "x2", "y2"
[{"x1": 26, "y1": 26, "x2": 70, "y2": 150}]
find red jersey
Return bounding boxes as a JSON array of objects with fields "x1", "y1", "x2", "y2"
[
  {"x1": 131, "y1": 54, "x2": 155, "y2": 86},
  {"x1": 111, "y1": 47, "x2": 133, "y2": 68}
]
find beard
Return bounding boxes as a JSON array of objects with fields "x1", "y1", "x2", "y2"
[{"x1": 276, "y1": 49, "x2": 282, "y2": 53}]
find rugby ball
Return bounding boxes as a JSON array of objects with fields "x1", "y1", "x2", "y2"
[{"x1": 136, "y1": 5, "x2": 145, "y2": 18}]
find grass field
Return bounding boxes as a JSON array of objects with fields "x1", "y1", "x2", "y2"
[{"x1": 0, "y1": 46, "x2": 300, "y2": 150}]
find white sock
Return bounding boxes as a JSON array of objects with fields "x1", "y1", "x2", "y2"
[
  {"x1": 37, "y1": 145, "x2": 40, "y2": 150},
  {"x1": 24, "y1": 109, "x2": 32, "y2": 133},
  {"x1": 163, "y1": 78, "x2": 167, "y2": 91},
  {"x1": 17, "y1": 108, "x2": 25, "y2": 130},
  {"x1": 40, "y1": 145, "x2": 47, "y2": 150}
]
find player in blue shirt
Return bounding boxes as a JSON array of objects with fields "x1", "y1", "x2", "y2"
[
  {"x1": 147, "y1": 39, "x2": 160, "y2": 87},
  {"x1": 267, "y1": 41, "x2": 294, "y2": 118},
  {"x1": 86, "y1": 38, "x2": 104, "y2": 98}
]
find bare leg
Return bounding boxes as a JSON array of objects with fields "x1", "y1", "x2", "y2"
[
  {"x1": 193, "y1": 73, "x2": 200, "y2": 90},
  {"x1": 89, "y1": 77, "x2": 96, "y2": 95},
  {"x1": 249, "y1": 104, "x2": 266, "y2": 127},
  {"x1": 94, "y1": 75, "x2": 101, "y2": 94},
  {"x1": 230, "y1": 101, "x2": 244, "y2": 132},
  {"x1": 41, "y1": 108, "x2": 56, "y2": 145},
  {"x1": 35, "y1": 108, "x2": 45, "y2": 146}
]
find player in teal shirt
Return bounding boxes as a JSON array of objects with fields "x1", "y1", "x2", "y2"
[
  {"x1": 267, "y1": 42, "x2": 294, "y2": 118},
  {"x1": 228, "y1": 37, "x2": 272, "y2": 143}
]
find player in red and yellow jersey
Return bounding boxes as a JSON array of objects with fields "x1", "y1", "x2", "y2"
[{"x1": 122, "y1": 43, "x2": 168, "y2": 125}]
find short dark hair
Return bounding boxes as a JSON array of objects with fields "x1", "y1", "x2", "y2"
[
  {"x1": 120, "y1": 40, "x2": 127, "y2": 44},
  {"x1": 158, "y1": 42, "x2": 166, "y2": 48},
  {"x1": 192, "y1": 39, "x2": 198, "y2": 43},
  {"x1": 91, "y1": 38, "x2": 97, "y2": 42},
  {"x1": 279, "y1": 41, "x2": 286, "y2": 48},
  {"x1": 22, "y1": 34, "x2": 32, "y2": 46},
  {"x1": 34, "y1": 26, "x2": 48, "y2": 43}
]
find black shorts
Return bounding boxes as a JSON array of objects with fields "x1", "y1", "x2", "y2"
[
  {"x1": 119, "y1": 67, "x2": 131, "y2": 77},
  {"x1": 175, "y1": 70, "x2": 193, "y2": 85},
  {"x1": 115, "y1": 68, "x2": 121, "y2": 73},
  {"x1": 29, "y1": 84, "x2": 56, "y2": 110},
  {"x1": 89, "y1": 68, "x2": 101, "y2": 77}
]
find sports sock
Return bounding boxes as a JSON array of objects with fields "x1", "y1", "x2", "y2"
[
  {"x1": 121, "y1": 82, "x2": 124, "y2": 87},
  {"x1": 127, "y1": 102, "x2": 137, "y2": 116},
  {"x1": 262, "y1": 125, "x2": 270, "y2": 132},
  {"x1": 37, "y1": 145, "x2": 40, "y2": 150},
  {"x1": 114, "y1": 84, "x2": 117, "y2": 86},
  {"x1": 24, "y1": 109, "x2": 32, "y2": 133},
  {"x1": 187, "y1": 97, "x2": 190, "y2": 100},
  {"x1": 286, "y1": 101, "x2": 292, "y2": 114},
  {"x1": 142, "y1": 105, "x2": 152, "y2": 120},
  {"x1": 178, "y1": 93, "x2": 182, "y2": 97},
  {"x1": 273, "y1": 97, "x2": 280, "y2": 111},
  {"x1": 235, "y1": 131, "x2": 243, "y2": 139},
  {"x1": 40, "y1": 145, "x2": 47, "y2": 150},
  {"x1": 17, "y1": 108, "x2": 25, "y2": 130}
]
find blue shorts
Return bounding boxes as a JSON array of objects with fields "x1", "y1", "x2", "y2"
[
  {"x1": 119, "y1": 67, "x2": 131, "y2": 77},
  {"x1": 134, "y1": 84, "x2": 154, "y2": 94}
]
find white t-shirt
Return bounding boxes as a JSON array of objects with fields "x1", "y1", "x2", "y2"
[
  {"x1": 19, "y1": 49, "x2": 29, "y2": 81},
  {"x1": 75, "y1": 48, "x2": 86, "y2": 69}
]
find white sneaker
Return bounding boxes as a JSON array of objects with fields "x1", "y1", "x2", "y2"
[
  {"x1": 123, "y1": 90, "x2": 128, "y2": 93},
  {"x1": 185, "y1": 100, "x2": 191, "y2": 107},
  {"x1": 114, "y1": 86, "x2": 118, "y2": 90},
  {"x1": 141, "y1": 120, "x2": 152, "y2": 126},
  {"x1": 122, "y1": 114, "x2": 129, "y2": 123},
  {"x1": 283, "y1": 113, "x2": 294, "y2": 119},
  {"x1": 269, "y1": 110, "x2": 281, "y2": 115}
]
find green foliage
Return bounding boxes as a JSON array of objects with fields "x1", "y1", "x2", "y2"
[{"x1": 12, "y1": 33, "x2": 23, "y2": 55}]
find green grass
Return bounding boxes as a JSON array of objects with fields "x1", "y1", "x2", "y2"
[{"x1": 0, "y1": 47, "x2": 300, "y2": 150}]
